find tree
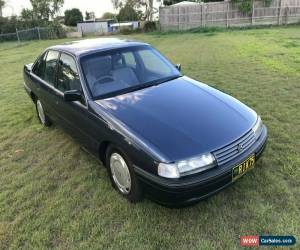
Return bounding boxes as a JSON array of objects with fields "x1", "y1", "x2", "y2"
[
  {"x1": 21, "y1": 8, "x2": 34, "y2": 20},
  {"x1": 29, "y1": 0, "x2": 64, "y2": 20},
  {"x1": 101, "y1": 12, "x2": 115, "y2": 20},
  {"x1": 85, "y1": 11, "x2": 95, "y2": 20},
  {"x1": 0, "y1": 0, "x2": 5, "y2": 17},
  {"x1": 0, "y1": 16, "x2": 18, "y2": 34},
  {"x1": 85, "y1": 11, "x2": 90, "y2": 20},
  {"x1": 64, "y1": 8, "x2": 83, "y2": 26},
  {"x1": 117, "y1": 3, "x2": 140, "y2": 21},
  {"x1": 112, "y1": 0, "x2": 156, "y2": 21},
  {"x1": 231, "y1": 0, "x2": 260, "y2": 14}
]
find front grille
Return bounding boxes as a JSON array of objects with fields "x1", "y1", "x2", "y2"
[{"x1": 213, "y1": 130, "x2": 256, "y2": 166}]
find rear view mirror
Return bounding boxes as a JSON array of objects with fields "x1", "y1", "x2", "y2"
[
  {"x1": 63, "y1": 90, "x2": 82, "y2": 102},
  {"x1": 175, "y1": 64, "x2": 181, "y2": 71}
]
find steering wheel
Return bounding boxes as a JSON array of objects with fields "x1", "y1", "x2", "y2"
[
  {"x1": 92, "y1": 75, "x2": 115, "y2": 92},
  {"x1": 94, "y1": 75, "x2": 115, "y2": 85}
]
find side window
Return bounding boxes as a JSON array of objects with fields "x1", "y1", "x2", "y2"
[
  {"x1": 44, "y1": 50, "x2": 59, "y2": 86},
  {"x1": 33, "y1": 52, "x2": 47, "y2": 78},
  {"x1": 123, "y1": 52, "x2": 136, "y2": 68},
  {"x1": 57, "y1": 53, "x2": 81, "y2": 92}
]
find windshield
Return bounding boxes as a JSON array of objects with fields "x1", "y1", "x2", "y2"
[{"x1": 80, "y1": 45, "x2": 181, "y2": 99}]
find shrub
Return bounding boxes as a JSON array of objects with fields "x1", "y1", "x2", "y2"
[
  {"x1": 119, "y1": 28, "x2": 132, "y2": 35},
  {"x1": 0, "y1": 16, "x2": 43, "y2": 34},
  {"x1": 143, "y1": 21, "x2": 157, "y2": 32},
  {"x1": 119, "y1": 27, "x2": 142, "y2": 35},
  {"x1": 232, "y1": 0, "x2": 272, "y2": 14},
  {"x1": 48, "y1": 21, "x2": 66, "y2": 39},
  {"x1": 0, "y1": 17, "x2": 65, "y2": 41}
]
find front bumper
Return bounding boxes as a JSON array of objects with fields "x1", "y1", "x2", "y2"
[{"x1": 134, "y1": 126, "x2": 268, "y2": 207}]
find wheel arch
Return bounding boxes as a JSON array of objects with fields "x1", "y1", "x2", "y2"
[
  {"x1": 30, "y1": 91, "x2": 37, "y2": 103},
  {"x1": 98, "y1": 140, "x2": 111, "y2": 166}
]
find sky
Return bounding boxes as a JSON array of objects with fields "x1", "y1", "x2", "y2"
[{"x1": 2, "y1": 0, "x2": 116, "y2": 17}]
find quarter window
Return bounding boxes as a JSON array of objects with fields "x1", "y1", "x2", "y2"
[
  {"x1": 57, "y1": 53, "x2": 81, "y2": 92},
  {"x1": 44, "y1": 50, "x2": 59, "y2": 86}
]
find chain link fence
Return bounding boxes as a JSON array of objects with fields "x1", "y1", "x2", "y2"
[{"x1": 0, "y1": 26, "x2": 63, "y2": 42}]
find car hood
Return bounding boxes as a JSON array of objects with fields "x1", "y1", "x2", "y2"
[{"x1": 95, "y1": 76, "x2": 257, "y2": 162}]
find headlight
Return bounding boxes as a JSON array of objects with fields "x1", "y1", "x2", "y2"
[
  {"x1": 158, "y1": 153, "x2": 216, "y2": 178},
  {"x1": 252, "y1": 116, "x2": 263, "y2": 139}
]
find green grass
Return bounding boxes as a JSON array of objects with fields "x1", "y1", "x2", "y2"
[{"x1": 0, "y1": 26, "x2": 299, "y2": 249}]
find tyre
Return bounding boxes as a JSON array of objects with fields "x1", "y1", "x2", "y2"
[
  {"x1": 35, "y1": 99, "x2": 51, "y2": 127},
  {"x1": 106, "y1": 145, "x2": 143, "y2": 203}
]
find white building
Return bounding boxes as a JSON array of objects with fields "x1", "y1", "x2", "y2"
[{"x1": 77, "y1": 20, "x2": 114, "y2": 35}]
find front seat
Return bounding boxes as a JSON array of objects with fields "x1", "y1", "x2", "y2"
[
  {"x1": 84, "y1": 56, "x2": 112, "y2": 90},
  {"x1": 112, "y1": 66, "x2": 138, "y2": 87}
]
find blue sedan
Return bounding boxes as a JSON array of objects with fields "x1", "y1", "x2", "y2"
[{"x1": 23, "y1": 38, "x2": 267, "y2": 206}]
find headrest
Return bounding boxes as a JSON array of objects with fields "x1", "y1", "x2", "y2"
[
  {"x1": 86, "y1": 56, "x2": 112, "y2": 76},
  {"x1": 112, "y1": 54, "x2": 123, "y2": 69}
]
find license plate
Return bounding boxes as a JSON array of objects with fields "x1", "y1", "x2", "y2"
[{"x1": 232, "y1": 155, "x2": 255, "y2": 182}]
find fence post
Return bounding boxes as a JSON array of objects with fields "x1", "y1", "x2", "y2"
[
  {"x1": 251, "y1": 0, "x2": 255, "y2": 25},
  {"x1": 285, "y1": 6, "x2": 289, "y2": 24},
  {"x1": 201, "y1": 4, "x2": 203, "y2": 27},
  {"x1": 177, "y1": 7, "x2": 180, "y2": 31},
  {"x1": 16, "y1": 28, "x2": 20, "y2": 43},
  {"x1": 37, "y1": 27, "x2": 41, "y2": 40},
  {"x1": 226, "y1": 2, "x2": 229, "y2": 28},
  {"x1": 202, "y1": 5, "x2": 206, "y2": 27},
  {"x1": 278, "y1": 0, "x2": 282, "y2": 25}
]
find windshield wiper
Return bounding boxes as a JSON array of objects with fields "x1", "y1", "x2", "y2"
[
  {"x1": 154, "y1": 75, "x2": 182, "y2": 85},
  {"x1": 125, "y1": 75, "x2": 182, "y2": 93},
  {"x1": 96, "y1": 75, "x2": 182, "y2": 99}
]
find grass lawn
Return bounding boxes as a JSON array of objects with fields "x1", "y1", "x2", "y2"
[{"x1": 0, "y1": 26, "x2": 299, "y2": 249}]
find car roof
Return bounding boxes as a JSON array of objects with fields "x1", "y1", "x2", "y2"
[{"x1": 49, "y1": 38, "x2": 149, "y2": 57}]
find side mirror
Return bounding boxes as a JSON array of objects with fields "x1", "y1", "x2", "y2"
[
  {"x1": 24, "y1": 63, "x2": 33, "y2": 73},
  {"x1": 175, "y1": 64, "x2": 181, "y2": 72},
  {"x1": 63, "y1": 90, "x2": 82, "y2": 102}
]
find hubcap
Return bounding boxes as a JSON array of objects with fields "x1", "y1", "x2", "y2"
[
  {"x1": 110, "y1": 153, "x2": 131, "y2": 194},
  {"x1": 37, "y1": 100, "x2": 46, "y2": 124}
]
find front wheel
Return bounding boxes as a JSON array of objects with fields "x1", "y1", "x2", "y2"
[
  {"x1": 106, "y1": 145, "x2": 143, "y2": 203},
  {"x1": 35, "y1": 99, "x2": 51, "y2": 127}
]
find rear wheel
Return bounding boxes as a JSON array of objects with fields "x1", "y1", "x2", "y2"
[
  {"x1": 106, "y1": 145, "x2": 143, "y2": 203},
  {"x1": 35, "y1": 99, "x2": 51, "y2": 127}
]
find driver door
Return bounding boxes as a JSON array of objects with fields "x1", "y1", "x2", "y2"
[{"x1": 54, "y1": 52, "x2": 98, "y2": 151}]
